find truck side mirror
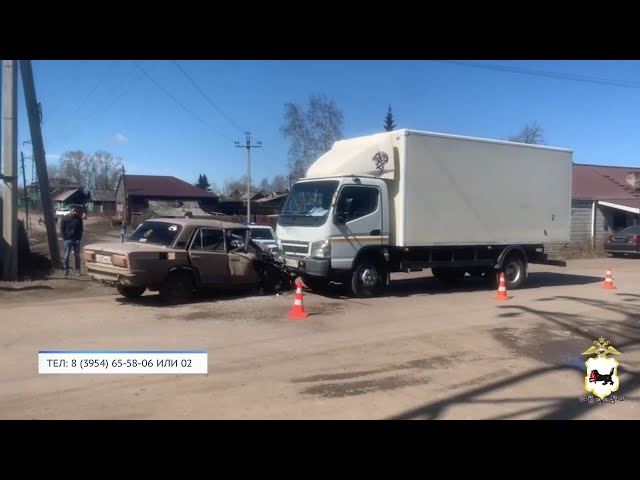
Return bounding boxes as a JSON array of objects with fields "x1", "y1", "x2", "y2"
[{"x1": 335, "y1": 214, "x2": 346, "y2": 224}]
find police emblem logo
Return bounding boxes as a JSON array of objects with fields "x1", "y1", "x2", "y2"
[{"x1": 581, "y1": 337, "x2": 622, "y2": 400}]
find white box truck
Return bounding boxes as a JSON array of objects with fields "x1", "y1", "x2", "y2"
[{"x1": 276, "y1": 129, "x2": 572, "y2": 297}]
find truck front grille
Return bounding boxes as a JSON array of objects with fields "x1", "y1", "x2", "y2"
[{"x1": 282, "y1": 240, "x2": 309, "y2": 256}]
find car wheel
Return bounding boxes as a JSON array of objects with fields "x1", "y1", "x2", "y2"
[
  {"x1": 159, "y1": 271, "x2": 194, "y2": 304},
  {"x1": 116, "y1": 285, "x2": 146, "y2": 299}
]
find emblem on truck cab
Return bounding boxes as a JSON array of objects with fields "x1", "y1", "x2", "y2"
[{"x1": 372, "y1": 151, "x2": 389, "y2": 173}]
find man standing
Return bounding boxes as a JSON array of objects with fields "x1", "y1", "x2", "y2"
[{"x1": 61, "y1": 207, "x2": 83, "y2": 276}]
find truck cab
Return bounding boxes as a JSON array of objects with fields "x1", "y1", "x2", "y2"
[{"x1": 277, "y1": 176, "x2": 390, "y2": 295}]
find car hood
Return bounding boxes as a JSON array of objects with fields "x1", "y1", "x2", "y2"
[{"x1": 83, "y1": 241, "x2": 173, "y2": 254}]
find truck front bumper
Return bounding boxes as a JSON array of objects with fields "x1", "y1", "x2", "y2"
[{"x1": 282, "y1": 255, "x2": 330, "y2": 278}]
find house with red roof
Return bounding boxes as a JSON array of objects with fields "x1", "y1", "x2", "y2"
[
  {"x1": 572, "y1": 164, "x2": 640, "y2": 248},
  {"x1": 115, "y1": 174, "x2": 219, "y2": 224}
]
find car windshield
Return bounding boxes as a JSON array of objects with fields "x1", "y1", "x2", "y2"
[
  {"x1": 250, "y1": 228, "x2": 274, "y2": 240},
  {"x1": 618, "y1": 226, "x2": 640, "y2": 235},
  {"x1": 128, "y1": 221, "x2": 182, "y2": 246},
  {"x1": 280, "y1": 180, "x2": 339, "y2": 217}
]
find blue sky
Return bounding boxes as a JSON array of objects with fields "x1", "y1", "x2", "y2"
[{"x1": 14, "y1": 60, "x2": 640, "y2": 192}]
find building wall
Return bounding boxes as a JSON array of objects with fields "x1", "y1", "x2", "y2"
[{"x1": 570, "y1": 198, "x2": 609, "y2": 247}]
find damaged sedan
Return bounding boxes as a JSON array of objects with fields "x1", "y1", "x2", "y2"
[{"x1": 83, "y1": 217, "x2": 294, "y2": 302}]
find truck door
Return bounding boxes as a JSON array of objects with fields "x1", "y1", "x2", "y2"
[
  {"x1": 333, "y1": 185, "x2": 383, "y2": 270},
  {"x1": 188, "y1": 228, "x2": 229, "y2": 286}
]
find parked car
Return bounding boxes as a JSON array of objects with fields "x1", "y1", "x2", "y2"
[
  {"x1": 604, "y1": 225, "x2": 640, "y2": 256},
  {"x1": 248, "y1": 224, "x2": 281, "y2": 256},
  {"x1": 55, "y1": 207, "x2": 71, "y2": 216},
  {"x1": 82, "y1": 218, "x2": 293, "y2": 303}
]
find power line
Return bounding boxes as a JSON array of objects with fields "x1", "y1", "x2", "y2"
[
  {"x1": 48, "y1": 61, "x2": 123, "y2": 143},
  {"x1": 172, "y1": 60, "x2": 246, "y2": 133},
  {"x1": 61, "y1": 61, "x2": 121, "y2": 126},
  {"x1": 131, "y1": 61, "x2": 233, "y2": 141},
  {"x1": 436, "y1": 60, "x2": 640, "y2": 89},
  {"x1": 44, "y1": 60, "x2": 88, "y2": 124}
]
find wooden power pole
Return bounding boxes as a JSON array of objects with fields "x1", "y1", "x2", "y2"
[{"x1": 19, "y1": 60, "x2": 60, "y2": 269}]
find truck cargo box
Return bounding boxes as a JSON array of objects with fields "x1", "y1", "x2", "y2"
[{"x1": 306, "y1": 129, "x2": 573, "y2": 248}]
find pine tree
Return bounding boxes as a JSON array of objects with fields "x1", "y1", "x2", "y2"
[
  {"x1": 384, "y1": 105, "x2": 396, "y2": 132},
  {"x1": 195, "y1": 173, "x2": 211, "y2": 191}
]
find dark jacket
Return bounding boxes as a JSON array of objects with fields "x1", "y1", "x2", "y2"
[{"x1": 61, "y1": 215, "x2": 83, "y2": 241}]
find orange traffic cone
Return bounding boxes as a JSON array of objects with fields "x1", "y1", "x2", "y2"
[
  {"x1": 602, "y1": 266, "x2": 616, "y2": 290},
  {"x1": 495, "y1": 272, "x2": 510, "y2": 300},
  {"x1": 288, "y1": 278, "x2": 310, "y2": 319}
]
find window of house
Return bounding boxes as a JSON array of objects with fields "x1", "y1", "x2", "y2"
[{"x1": 335, "y1": 186, "x2": 379, "y2": 222}]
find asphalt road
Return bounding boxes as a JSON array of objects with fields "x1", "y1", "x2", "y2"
[{"x1": 1, "y1": 258, "x2": 639, "y2": 419}]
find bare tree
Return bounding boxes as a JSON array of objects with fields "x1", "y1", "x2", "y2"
[
  {"x1": 47, "y1": 163, "x2": 61, "y2": 179},
  {"x1": 258, "y1": 178, "x2": 271, "y2": 193},
  {"x1": 281, "y1": 93, "x2": 344, "y2": 181},
  {"x1": 58, "y1": 150, "x2": 122, "y2": 190},
  {"x1": 270, "y1": 175, "x2": 289, "y2": 192},
  {"x1": 223, "y1": 175, "x2": 256, "y2": 196},
  {"x1": 509, "y1": 122, "x2": 545, "y2": 145},
  {"x1": 93, "y1": 150, "x2": 122, "y2": 190},
  {"x1": 58, "y1": 150, "x2": 87, "y2": 186}
]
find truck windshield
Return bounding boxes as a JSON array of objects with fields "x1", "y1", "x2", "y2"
[
  {"x1": 280, "y1": 180, "x2": 339, "y2": 218},
  {"x1": 128, "y1": 221, "x2": 182, "y2": 246}
]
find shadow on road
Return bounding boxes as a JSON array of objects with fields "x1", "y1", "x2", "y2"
[
  {"x1": 310, "y1": 272, "x2": 603, "y2": 300},
  {"x1": 115, "y1": 287, "x2": 283, "y2": 307},
  {"x1": 0, "y1": 285, "x2": 54, "y2": 292},
  {"x1": 388, "y1": 295, "x2": 640, "y2": 420}
]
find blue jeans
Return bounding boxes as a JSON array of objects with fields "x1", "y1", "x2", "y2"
[{"x1": 63, "y1": 240, "x2": 81, "y2": 272}]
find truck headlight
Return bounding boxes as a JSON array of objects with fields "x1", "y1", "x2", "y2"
[{"x1": 311, "y1": 239, "x2": 331, "y2": 259}]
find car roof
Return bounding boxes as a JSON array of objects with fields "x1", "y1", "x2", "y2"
[{"x1": 144, "y1": 217, "x2": 247, "y2": 230}]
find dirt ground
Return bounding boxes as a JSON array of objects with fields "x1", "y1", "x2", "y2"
[{"x1": 1, "y1": 218, "x2": 639, "y2": 419}]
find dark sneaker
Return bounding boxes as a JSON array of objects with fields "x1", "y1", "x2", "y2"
[{"x1": 63, "y1": 270, "x2": 69, "y2": 277}]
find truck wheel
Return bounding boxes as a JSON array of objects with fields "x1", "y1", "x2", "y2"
[
  {"x1": 350, "y1": 261, "x2": 382, "y2": 298},
  {"x1": 432, "y1": 267, "x2": 465, "y2": 285},
  {"x1": 159, "y1": 271, "x2": 194, "y2": 304},
  {"x1": 116, "y1": 285, "x2": 146, "y2": 299},
  {"x1": 503, "y1": 255, "x2": 526, "y2": 290}
]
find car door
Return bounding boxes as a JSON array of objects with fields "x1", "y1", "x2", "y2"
[
  {"x1": 332, "y1": 185, "x2": 383, "y2": 270},
  {"x1": 188, "y1": 228, "x2": 229, "y2": 286},
  {"x1": 226, "y1": 229, "x2": 259, "y2": 286}
]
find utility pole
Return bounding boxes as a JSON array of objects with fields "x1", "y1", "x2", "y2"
[
  {"x1": 235, "y1": 132, "x2": 261, "y2": 224},
  {"x1": 121, "y1": 165, "x2": 127, "y2": 223},
  {"x1": 2, "y1": 60, "x2": 18, "y2": 280},
  {"x1": 20, "y1": 151, "x2": 30, "y2": 231},
  {"x1": 20, "y1": 60, "x2": 60, "y2": 269}
]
